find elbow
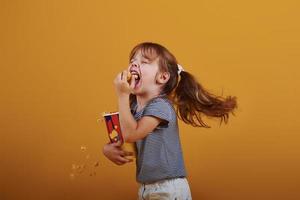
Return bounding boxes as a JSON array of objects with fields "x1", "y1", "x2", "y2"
[
  {"x1": 123, "y1": 133, "x2": 136, "y2": 143},
  {"x1": 126, "y1": 137, "x2": 136, "y2": 143}
]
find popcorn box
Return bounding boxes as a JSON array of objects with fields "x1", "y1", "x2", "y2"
[{"x1": 103, "y1": 112, "x2": 137, "y2": 158}]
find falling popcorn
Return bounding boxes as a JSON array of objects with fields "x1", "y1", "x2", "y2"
[
  {"x1": 70, "y1": 173, "x2": 75, "y2": 180},
  {"x1": 75, "y1": 165, "x2": 81, "y2": 170},
  {"x1": 71, "y1": 164, "x2": 77, "y2": 170},
  {"x1": 94, "y1": 161, "x2": 99, "y2": 167},
  {"x1": 89, "y1": 172, "x2": 96, "y2": 176},
  {"x1": 80, "y1": 146, "x2": 87, "y2": 151},
  {"x1": 70, "y1": 142, "x2": 102, "y2": 180},
  {"x1": 77, "y1": 164, "x2": 86, "y2": 174}
]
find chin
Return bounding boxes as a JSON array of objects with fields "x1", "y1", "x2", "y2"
[
  {"x1": 131, "y1": 88, "x2": 145, "y2": 96},
  {"x1": 132, "y1": 85, "x2": 142, "y2": 94}
]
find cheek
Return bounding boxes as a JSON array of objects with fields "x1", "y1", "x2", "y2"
[
  {"x1": 144, "y1": 73, "x2": 158, "y2": 83},
  {"x1": 143, "y1": 67, "x2": 159, "y2": 76}
]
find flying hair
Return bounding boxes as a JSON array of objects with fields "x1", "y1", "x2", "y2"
[{"x1": 129, "y1": 42, "x2": 237, "y2": 128}]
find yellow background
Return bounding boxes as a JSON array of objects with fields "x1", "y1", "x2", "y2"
[{"x1": 1, "y1": 0, "x2": 299, "y2": 199}]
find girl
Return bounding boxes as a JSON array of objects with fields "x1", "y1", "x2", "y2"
[{"x1": 103, "y1": 42, "x2": 237, "y2": 200}]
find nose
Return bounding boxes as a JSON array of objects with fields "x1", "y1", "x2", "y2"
[
  {"x1": 131, "y1": 62, "x2": 138, "y2": 67},
  {"x1": 129, "y1": 62, "x2": 139, "y2": 71}
]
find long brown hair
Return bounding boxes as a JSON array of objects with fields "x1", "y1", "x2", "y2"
[{"x1": 129, "y1": 42, "x2": 237, "y2": 128}]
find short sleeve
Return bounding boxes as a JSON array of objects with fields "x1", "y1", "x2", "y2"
[{"x1": 142, "y1": 98, "x2": 172, "y2": 128}]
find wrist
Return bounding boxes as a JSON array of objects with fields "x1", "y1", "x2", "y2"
[{"x1": 118, "y1": 94, "x2": 130, "y2": 101}]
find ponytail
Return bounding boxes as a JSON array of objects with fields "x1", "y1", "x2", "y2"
[
  {"x1": 173, "y1": 71, "x2": 237, "y2": 128},
  {"x1": 127, "y1": 41, "x2": 237, "y2": 128}
]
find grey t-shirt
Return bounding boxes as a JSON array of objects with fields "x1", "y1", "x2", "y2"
[{"x1": 131, "y1": 95, "x2": 187, "y2": 183}]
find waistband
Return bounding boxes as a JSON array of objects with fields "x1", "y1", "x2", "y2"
[{"x1": 141, "y1": 176, "x2": 186, "y2": 186}]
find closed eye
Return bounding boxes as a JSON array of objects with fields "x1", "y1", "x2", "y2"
[
  {"x1": 141, "y1": 60, "x2": 150, "y2": 64},
  {"x1": 130, "y1": 58, "x2": 137, "y2": 63}
]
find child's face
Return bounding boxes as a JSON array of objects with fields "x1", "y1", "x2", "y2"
[{"x1": 128, "y1": 50, "x2": 161, "y2": 96}]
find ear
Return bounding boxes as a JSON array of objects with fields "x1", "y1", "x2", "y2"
[{"x1": 156, "y1": 71, "x2": 170, "y2": 85}]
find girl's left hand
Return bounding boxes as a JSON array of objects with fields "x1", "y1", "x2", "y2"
[
  {"x1": 114, "y1": 70, "x2": 136, "y2": 97},
  {"x1": 102, "y1": 141, "x2": 133, "y2": 165}
]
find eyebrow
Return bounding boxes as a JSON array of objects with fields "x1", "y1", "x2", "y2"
[
  {"x1": 130, "y1": 58, "x2": 136, "y2": 63},
  {"x1": 130, "y1": 57, "x2": 150, "y2": 62}
]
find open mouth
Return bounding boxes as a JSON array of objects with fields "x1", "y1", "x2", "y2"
[{"x1": 129, "y1": 70, "x2": 141, "y2": 88}]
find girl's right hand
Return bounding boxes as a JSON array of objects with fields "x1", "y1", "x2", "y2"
[
  {"x1": 102, "y1": 141, "x2": 133, "y2": 165},
  {"x1": 113, "y1": 70, "x2": 136, "y2": 97}
]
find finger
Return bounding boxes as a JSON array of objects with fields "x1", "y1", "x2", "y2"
[
  {"x1": 114, "y1": 72, "x2": 121, "y2": 83},
  {"x1": 117, "y1": 156, "x2": 132, "y2": 163},
  {"x1": 129, "y1": 75, "x2": 136, "y2": 89},
  {"x1": 123, "y1": 151, "x2": 134, "y2": 156},
  {"x1": 112, "y1": 140, "x2": 122, "y2": 147},
  {"x1": 121, "y1": 72, "x2": 123, "y2": 80},
  {"x1": 124, "y1": 157, "x2": 133, "y2": 162},
  {"x1": 115, "y1": 161, "x2": 124, "y2": 165},
  {"x1": 119, "y1": 150, "x2": 129, "y2": 157},
  {"x1": 122, "y1": 70, "x2": 128, "y2": 81}
]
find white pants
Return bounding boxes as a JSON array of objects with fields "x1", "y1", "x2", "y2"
[{"x1": 138, "y1": 177, "x2": 192, "y2": 200}]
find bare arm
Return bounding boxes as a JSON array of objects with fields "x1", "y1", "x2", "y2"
[
  {"x1": 102, "y1": 141, "x2": 133, "y2": 165},
  {"x1": 114, "y1": 70, "x2": 161, "y2": 143},
  {"x1": 118, "y1": 95, "x2": 161, "y2": 142}
]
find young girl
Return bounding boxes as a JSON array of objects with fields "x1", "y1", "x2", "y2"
[{"x1": 103, "y1": 42, "x2": 237, "y2": 200}]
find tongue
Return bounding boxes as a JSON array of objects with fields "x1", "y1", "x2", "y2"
[
  {"x1": 135, "y1": 79, "x2": 140, "y2": 88},
  {"x1": 133, "y1": 75, "x2": 140, "y2": 88}
]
